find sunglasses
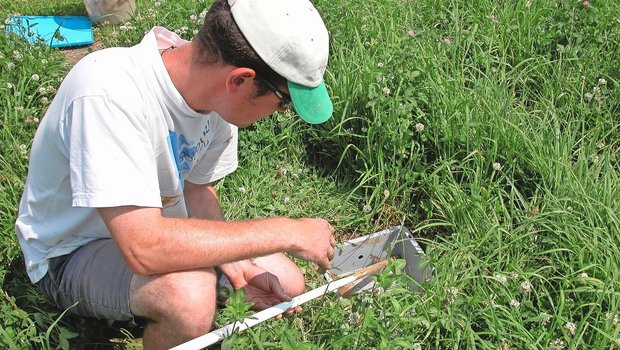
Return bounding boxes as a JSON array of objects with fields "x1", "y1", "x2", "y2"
[{"x1": 255, "y1": 75, "x2": 292, "y2": 110}]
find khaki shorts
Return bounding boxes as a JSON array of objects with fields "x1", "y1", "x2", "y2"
[{"x1": 37, "y1": 239, "x2": 233, "y2": 322}]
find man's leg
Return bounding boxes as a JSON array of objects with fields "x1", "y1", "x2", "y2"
[{"x1": 129, "y1": 268, "x2": 218, "y2": 350}]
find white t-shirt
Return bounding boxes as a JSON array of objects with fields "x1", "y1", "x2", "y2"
[{"x1": 15, "y1": 27, "x2": 239, "y2": 283}]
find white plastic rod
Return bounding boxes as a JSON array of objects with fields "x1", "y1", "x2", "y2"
[{"x1": 170, "y1": 275, "x2": 356, "y2": 350}]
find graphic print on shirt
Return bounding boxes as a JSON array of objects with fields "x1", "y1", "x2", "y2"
[
  {"x1": 162, "y1": 121, "x2": 213, "y2": 208},
  {"x1": 174, "y1": 120, "x2": 212, "y2": 179}
]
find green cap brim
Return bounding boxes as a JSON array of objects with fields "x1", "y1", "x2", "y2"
[{"x1": 288, "y1": 80, "x2": 333, "y2": 124}]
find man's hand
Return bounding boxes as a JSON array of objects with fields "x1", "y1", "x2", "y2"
[
  {"x1": 287, "y1": 218, "x2": 336, "y2": 272},
  {"x1": 230, "y1": 263, "x2": 301, "y2": 318}
]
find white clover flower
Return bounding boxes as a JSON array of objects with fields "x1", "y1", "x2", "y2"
[
  {"x1": 495, "y1": 274, "x2": 507, "y2": 284},
  {"x1": 283, "y1": 196, "x2": 290, "y2": 204},
  {"x1": 584, "y1": 92, "x2": 593, "y2": 101},
  {"x1": 493, "y1": 162, "x2": 502, "y2": 171},
  {"x1": 15, "y1": 106, "x2": 24, "y2": 112},
  {"x1": 415, "y1": 122, "x2": 425, "y2": 132},
  {"x1": 498, "y1": 338, "x2": 509, "y2": 350},
  {"x1": 383, "y1": 189, "x2": 390, "y2": 198},
  {"x1": 38, "y1": 87, "x2": 46, "y2": 94},
  {"x1": 40, "y1": 97, "x2": 49, "y2": 104},
  {"x1": 520, "y1": 281, "x2": 532, "y2": 293},
  {"x1": 190, "y1": 14, "x2": 198, "y2": 22},
  {"x1": 41, "y1": 59, "x2": 48, "y2": 65},
  {"x1": 382, "y1": 86, "x2": 391, "y2": 95},
  {"x1": 362, "y1": 204, "x2": 372, "y2": 213},
  {"x1": 549, "y1": 339, "x2": 565, "y2": 350},
  {"x1": 31, "y1": 74, "x2": 40, "y2": 81},
  {"x1": 377, "y1": 62, "x2": 384, "y2": 68},
  {"x1": 539, "y1": 312, "x2": 552, "y2": 326},
  {"x1": 18, "y1": 144, "x2": 27, "y2": 154},
  {"x1": 278, "y1": 167, "x2": 288, "y2": 176},
  {"x1": 6, "y1": 82, "x2": 13, "y2": 89},
  {"x1": 614, "y1": 314, "x2": 620, "y2": 325},
  {"x1": 509, "y1": 272, "x2": 519, "y2": 280},
  {"x1": 597, "y1": 142, "x2": 605, "y2": 149},
  {"x1": 14, "y1": 91, "x2": 20, "y2": 97},
  {"x1": 598, "y1": 78, "x2": 607, "y2": 85},
  {"x1": 238, "y1": 186, "x2": 246, "y2": 193},
  {"x1": 525, "y1": 0, "x2": 532, "y2": 8},
  {"x1": 606, "y1": 312, "x2": 613, "y2": 320},
  {"x1": 445, "y1": 286, "x2": 459, "y2": 304},
  {"x1": 578, "y1": 272, "x2": 588, "y2": 279},
  {"x1": 361, "y1": 127, "x2": 368, "y2": 132},
  {"x1": 590, "y1": 154, "x2": 599, "y2": 163},
  {"x1": 193, "y1": 29, "x2": 199, "y2": 36},
  {"x1": 7, "y1": 61, "x2": 15, "y2": 69},
  {"x1": 565, "y1": 322, "x2": 576, "y2": 335},
  {"x1": 509, "y1": 299, "x2": 520, "y2": 308},
  {"x1": 33, "y1": 117, "x2": 40, "y2": 123},
  {"x1": 348, "y1": 311, "x2": 362, "y2": 325}
]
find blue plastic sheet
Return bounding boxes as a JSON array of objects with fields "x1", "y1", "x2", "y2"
[{"x1": 5, "y1": 16, "x2": 94, "y2": 48}]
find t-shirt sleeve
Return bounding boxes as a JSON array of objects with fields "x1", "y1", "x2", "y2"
[
  {"x1": 61, "y1": 95, "x2": 162, "y2": 208},
  {"x1": 185, "y1": 118, "x2": 238, "y2": 185}
]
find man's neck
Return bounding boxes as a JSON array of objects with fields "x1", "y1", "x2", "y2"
[{"x1": 161, "y1": 42, "x2": 229, "y2": 113}]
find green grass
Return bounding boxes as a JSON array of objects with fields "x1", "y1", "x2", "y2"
[{"x1": 1, "y1": 0, "x2": 619, "y2": 348}]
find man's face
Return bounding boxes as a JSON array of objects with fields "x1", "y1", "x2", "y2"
[{"x1": 222, "y1": 80, "x2": 291, "y2": 128}]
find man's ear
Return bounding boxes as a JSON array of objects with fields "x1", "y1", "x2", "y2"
[{"x1": 226, "y1": 67, "x2": 256, "y2": 92}]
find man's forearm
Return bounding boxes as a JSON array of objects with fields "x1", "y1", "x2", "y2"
[
  {"x1": 100, "y1": 205, "x2": 300, "y2": 275},
  {"x1": 99, "y1": 180, "x2": 334, "y2": 275}
]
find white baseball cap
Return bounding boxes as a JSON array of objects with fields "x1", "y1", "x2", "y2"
[{"x1": 228, "y1": 0, "x2": 333, "y2": 124}]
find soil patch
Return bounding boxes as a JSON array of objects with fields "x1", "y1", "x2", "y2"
[{"x1": 59, "y1": 32, "x2": 106, "y2": 64}]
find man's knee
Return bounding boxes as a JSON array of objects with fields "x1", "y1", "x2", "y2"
[
  {"x1": 130, "y1": 267, "x2": 218, "y2": 334},
  {"x1": 254, "y1": 254, "x2": 306, "y2": 297},
  {"x1": 285, "y1": 266, "x2": 306, "y2": 297}
]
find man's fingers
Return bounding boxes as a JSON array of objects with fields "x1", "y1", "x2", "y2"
[{"x1": 317, "y1": 258, "x2": 330, "y2": 274}]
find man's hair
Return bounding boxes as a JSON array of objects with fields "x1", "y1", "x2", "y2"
[{"x1": 195, "y1": 0, "x2": 286, "y2": 96}]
